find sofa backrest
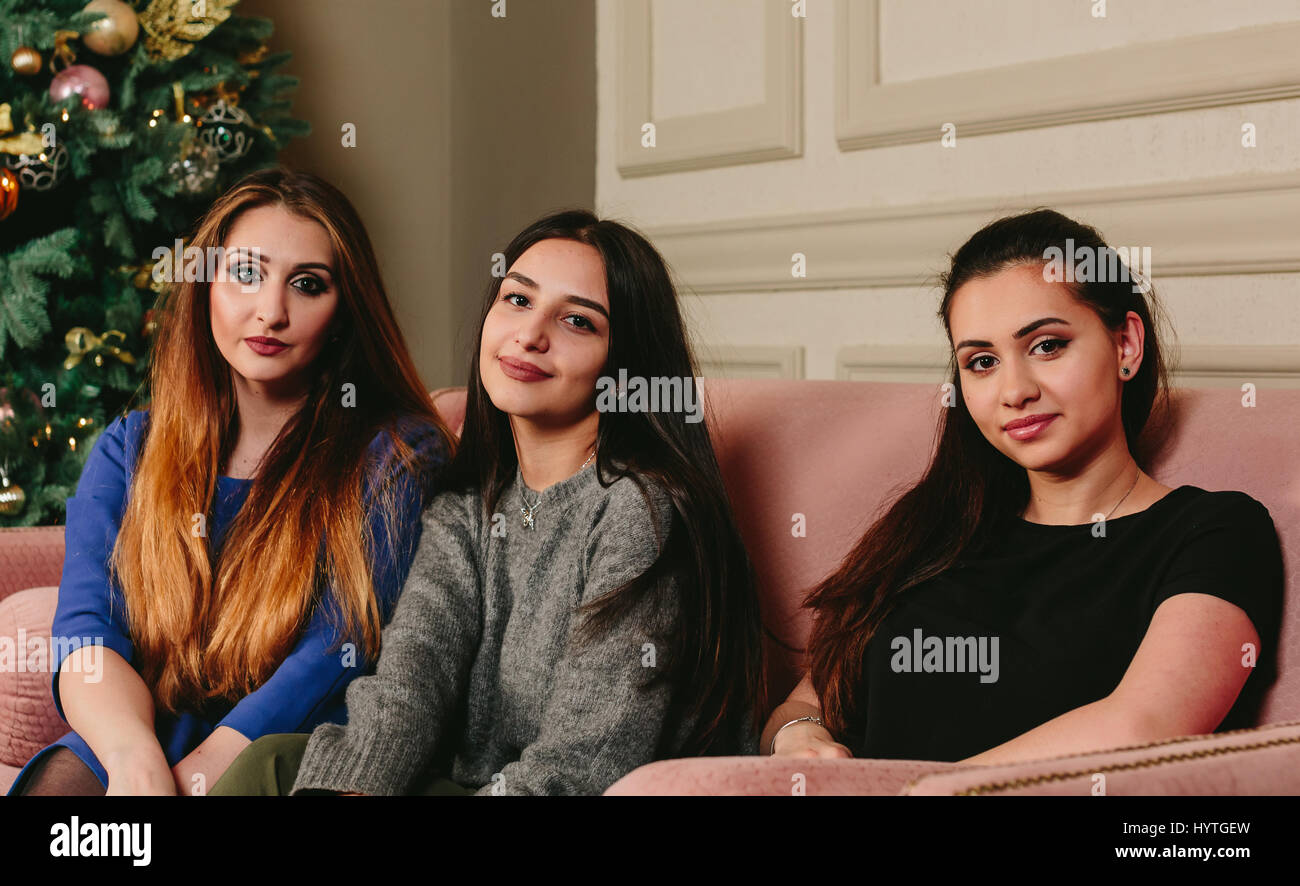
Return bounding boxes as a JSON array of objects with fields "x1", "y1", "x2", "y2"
[
  {"x1": 431, "y1": 379, "x2": 1299, "y2": 726},
  {"x1": 5, "y1": 381, "x2": 1294, "y2": 725}
]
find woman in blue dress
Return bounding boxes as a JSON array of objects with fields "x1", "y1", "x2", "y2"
[{"x1": 8, "y1": 167, "x2": 454, "y2": 795}]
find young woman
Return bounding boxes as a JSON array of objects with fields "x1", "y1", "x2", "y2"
[
  {"x1": 9, "y1": 168, "x2": 455, "y2": 796},
  {"x1": 764, "y1": 209, "x2": 1284, "y2": 765},
  {"x1": 210, "y1": 209, "x2": 768, "y2": 795}
]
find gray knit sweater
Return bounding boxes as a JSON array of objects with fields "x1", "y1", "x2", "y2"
[{"x1": 290, "y1": 460, "x2": 749, "y2": 795}]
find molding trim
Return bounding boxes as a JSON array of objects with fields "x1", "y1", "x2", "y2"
[
  {"x1": 645, "y1": 170, "x2": 1300, "y2": 294},
  {"x1": 699, "y1": 345, "x2": 805, "y2": 379},
  {"x1": 836, "y1": 344, "x2": 1300, "y2": 387},
  {"x1": 836, "y1": 344, "x2": 949, "y2": 383},
  {"x1": 835, "y1": 0, "x2": 1300, "y2": 150},
  {"x1": 616, "y1": 0, "x2": 803, "y2": 177}
]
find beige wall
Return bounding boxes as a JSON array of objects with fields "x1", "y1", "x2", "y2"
[
  {"x1": 596, "y1": 0, "x2": 1300, "y2": 386},
  {"x1": 238, "y1": 0, "x2": 595, "y2": 389}
]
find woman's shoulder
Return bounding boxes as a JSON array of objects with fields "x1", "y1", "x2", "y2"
[
  {"x1": 364, "y1": 413, "x2": 452, "y2": 485},
  {"x1": 76, "y1": 406, "x2": 151, "y2": 492},
  {"x1": 368, "y1": 413, "x2": 451, "y2": 461},
  {"x1": 100, "y1": 404, "x2": 150, "y2": 444},
  {"x1": 587, "y1": 466, "x2": 676, "y2": 546},
  {"x1": 1144, "y1": 485, "x2": 1283, "y2": 572},
  {"x1": 418, "y1": 485, "x2": 484, "y2": 540},
  {"x1": 1161, "y1": 485, "x2": 1277, "y2": 532}
]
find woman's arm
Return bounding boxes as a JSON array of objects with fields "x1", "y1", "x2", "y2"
[
  {"x1": 762, "y1": 672, "x2": 852, "y2": 757},
  {"x1": 58, "y1": 646, "x2": 175, "y2": 795},
  {"x1": 957, "y1": 592, "x2": 1259, "y2": 766},
  {"x1": 53, "y1": 414, "x2": 176, "y2": 794},
  {"x1": 171, "y1": 727, "x2": 249, "y2": 795}
]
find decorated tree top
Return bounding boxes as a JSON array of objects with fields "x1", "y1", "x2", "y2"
[{"x1": 0, "y1": 0, "x2": 308, "y2": 525}]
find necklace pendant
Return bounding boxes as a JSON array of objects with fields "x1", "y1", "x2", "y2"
[{"x1": 520, "y1": 506, "x2": 535, "y2": 530}]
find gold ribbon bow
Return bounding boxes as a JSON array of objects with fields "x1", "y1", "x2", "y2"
[
  {"x1": 64, "y1": 328, "x2": 137, "y2": 371},
  {"x1": 139, "y1": 0, "x2": 239, "y2": 63},
  {"x1": 50, "y1": 29, "x2": 79, "y2": 73}
]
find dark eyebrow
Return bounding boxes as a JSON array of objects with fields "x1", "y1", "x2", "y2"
[
  {"x1": 504, "y1": 271, "x2": 609, "y2": 321},
  {"x1": 225, "y1": 252, "x2": 333, "y2": 276},
  {"x1": 954, "y1": 317, "x2": 1070, "y2": 352}
]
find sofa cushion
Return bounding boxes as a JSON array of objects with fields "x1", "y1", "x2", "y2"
[
  {"x1": 0, "y1": 586, "x2": 67, "y2": 768},
  {"x1": 0, "y1": 527, "x2": 65, "y2": 605}
]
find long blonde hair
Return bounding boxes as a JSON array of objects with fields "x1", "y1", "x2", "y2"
[{"x1": 111, "y1": 167, "x2": 455, "y2": 715}]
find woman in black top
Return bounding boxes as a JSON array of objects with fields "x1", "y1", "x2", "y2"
[{"x1": 764, "y1": 209, "x2": 1285, "y2": 765}]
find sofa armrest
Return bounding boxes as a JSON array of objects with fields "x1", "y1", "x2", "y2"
[
  {"x1": 604, "y1": 755, "x2": 966, "y2": 796},
  {"x1": 0, "y1": 585, "x2": 67, "y2": 768},
  {"x1": 0, "y1": 526, "x2": 65, "y2": 605},
  {"x1": 901, "y1": 720, "x2": 1300, "y2": 795}
]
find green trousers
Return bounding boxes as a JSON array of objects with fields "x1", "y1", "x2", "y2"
[{"x1": 208, "y1": 732, "x2": 474, "y2": 796}]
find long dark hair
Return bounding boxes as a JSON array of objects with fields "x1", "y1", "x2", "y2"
[
  {"x1": 442, "y1": 209, "x2": 768, "y2": 754},
  {"x1": 805, "y1": 208, "x2": 1176, "y2": 741}
]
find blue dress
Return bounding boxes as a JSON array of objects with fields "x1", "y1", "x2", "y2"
[{"x1": 7, "y1": 407, "x2": 447, "y2": 794}]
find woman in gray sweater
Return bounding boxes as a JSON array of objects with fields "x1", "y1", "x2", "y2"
[{"x1": 210, "y1": 210, "x2": 768, "y2": 795}]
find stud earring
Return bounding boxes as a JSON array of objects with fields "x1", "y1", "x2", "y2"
[{"x1": 1121, "y1": 367, "x2": 1131, "y2": 376}]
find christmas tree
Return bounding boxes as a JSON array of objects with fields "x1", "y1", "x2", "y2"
[{"x1": 0, "y1": 0, "x2": 308, "y2": 526}]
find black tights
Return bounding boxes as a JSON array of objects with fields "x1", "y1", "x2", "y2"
[{"x1": 16, "y1": 747, "x2": 105, "y2": 796}]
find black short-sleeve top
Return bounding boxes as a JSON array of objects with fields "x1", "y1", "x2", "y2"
[{"x1": 851, "y1": 486, "x2": 1285, "y2": 762}]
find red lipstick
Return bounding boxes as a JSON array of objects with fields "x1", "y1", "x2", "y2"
[{"x1": 246, "y1": 336, "x2": 289, "y2": 356}]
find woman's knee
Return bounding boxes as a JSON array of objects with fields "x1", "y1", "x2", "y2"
[{"x1": 210, "y1": 732, "x2": 310, "y2": 796}]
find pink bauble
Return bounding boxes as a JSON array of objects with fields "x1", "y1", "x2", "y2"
[{"x1": 49, "y1": 65, "x2": 111, "y2": 110}]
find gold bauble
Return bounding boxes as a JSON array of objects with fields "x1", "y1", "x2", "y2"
[
  {"x1": 10, "y1": 47, "x2": 43, "y2": 76},
  {"x1": 0, "y1": 480, "x2": 26, "y2": 516},
  {"x1": 82, "y1": 0, "x2": 141, "y2": 56}
]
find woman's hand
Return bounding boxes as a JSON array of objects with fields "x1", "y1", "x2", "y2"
[
  {"x1": 761, "y1": 672, "x2": 852, "y2": 758},
  {"x1": 103, "y1": 743, "x2": 179, "y2": 796},
  {"x1": 771, "y1": 720, "x2": 853, "y2": 758}
]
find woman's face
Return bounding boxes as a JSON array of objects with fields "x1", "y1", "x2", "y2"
[
  {"x1": 209, "y1": 204, "x2": 340, "y2": 398},
  {"x1": 479, "y1": 238, "x2": 611, "y2": 426},
  {"x1": 948, "y1": 263, "x2": 1144, "y2": 476}
]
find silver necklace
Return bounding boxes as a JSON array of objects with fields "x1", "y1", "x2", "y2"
[
  {"x1": 1103, "y1": 468, "x2": 1142, "y2": 521},
  {"x1": 1023, "y1": 468, "x2": 1141, "y2": 522},
  {"x1": 518, "y1": 447, "x2": 596, "y2": 530}
]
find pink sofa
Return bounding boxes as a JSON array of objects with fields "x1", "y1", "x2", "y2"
[{"x1": 2, "y1": 379, "x2": 1297, "y2": 795}]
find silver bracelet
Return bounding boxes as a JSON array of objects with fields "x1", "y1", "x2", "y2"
[{"x1": 769, "y1": 715, "x2": 825, "y2": 755}]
